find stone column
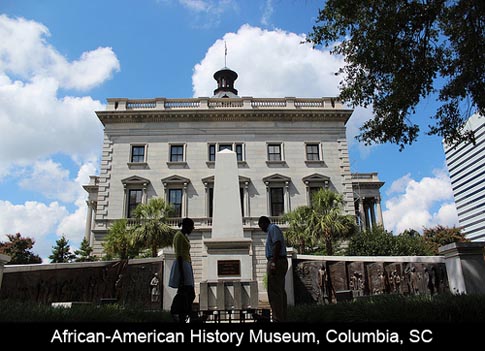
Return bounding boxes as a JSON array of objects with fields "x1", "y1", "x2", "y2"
[
  {"x1": 369, "y1": 199, "x2": 376, "y2": 227},
  {"x1": 304, "y1": 182, "x2": 310, "y2": 206},
  {"x1": 439, "y1": 242, "x2": 485, "y2": 294},
  {"x1": 84, "y1": 201, "x2": 94, "y2": 242},
  {"x1": 265, "y1": 182, "x2": 271, "y2": 216},
  {"x1": 122, "y1": 184, "x2": 128, "y2": 218},
  {"x1": 363, "y1": 200, "x2": 371, "y2": 230},
  {"x1": 243, "y1": 181, "x2": 250, "y2": 218},
  {"x1": 285, "y1": 181, "x2": 291, "y2": 213},
  {"x1": 182, "y1": 182, "x2": 188, "y2": 218},
  {"x1": 358, "y1": 198, "x2": 366, "y2": 230},
  {"x1": 142, "y1": 182, "x2": 148, "y2": 204},
  {"x1": 0, "y1": 254, "x2": 11, "y2": 291},
  {"x1": 203, "y1": 183, "x2": 210, "y2": 218},
  {"x1": 376, "y1": 197, "x2": 383, "y2": 225}
]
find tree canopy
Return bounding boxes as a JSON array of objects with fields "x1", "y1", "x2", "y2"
[
  {"x1": 308, "y1": 0, "x2": 484, "y2": 149},
  {"x1": 132, "y1": 197, "x2": 175, "y2": 257},
  {"x1": 347, "y1": 224, "x2": 467, "y2": 256},
  {"x1": 422, "y1": 224, "x2": 468, "y2": 253},
  {"x1": 74, "y1": 238, "x2": 96, "y2": 262},
  {"x1": 103, "y1": 219, "x2": 139, "y2": 260},
  {"x1": 0, "y1": 233, "x2": 42, "y2": 264},
  {"x1": 49, "y1": 235, "x2": 76, "y2": 263},
  {"x1": 284, "y1": 188, "x2": 356, "y2": 255}
]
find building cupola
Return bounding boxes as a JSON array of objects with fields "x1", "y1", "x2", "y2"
[{"x1": 212, "y1": 67, "x2": 239, "y2": 98}]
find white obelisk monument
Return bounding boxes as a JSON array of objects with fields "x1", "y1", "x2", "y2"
[
  {"x1": 203, "y1": 149, "x2": 253, "y2": 281},
  {"x1": 211, "y1": 149, "x2": 244, "y2": 239},
  {"x1": 200, "y1": 149, "x2": 257, "y2": 310}
]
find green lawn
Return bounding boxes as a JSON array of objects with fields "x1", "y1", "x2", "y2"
[{"x1": 1, "y1": 294, "x2": 485, "y2": 322}]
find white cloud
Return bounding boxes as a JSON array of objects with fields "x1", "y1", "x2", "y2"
[
  {"x1": 18, "y1": 158, "x2": 97, "y2": 204},
  {"x1": 383, "y1": 168, "x2": 459, "y2": 233},
  {"x1": 56, "y1": 205, "x2": 87, "y2": 246},
  {"x1": 0, "y1": 200, "x2": 68, "y2": 242},
  {"x1": 193, "y1": 24, "x2": 343, "y2": 98},
  {"x1": 386, "y1": 173, "x2": 413, "y2": 195},
  {"x1": 0, "y1": 15, "x2": 117, "y2": 260},
  {"x1": 0, "y1": 15, "x2": 120, "y2": 91},
  {"x1": 193, "y1": 24, "x2": 373, "y2": 150},
  {"x1": 56, "y1": 160, "x2": 98, "y2": 244},
  {"x1": 0, "y1": 15, "x2": 119, "y2": 177},
  {"x1": 0, "y1": 159, "x2": 97, "y2": 261},
  {"x1": 54, "y1": 47, "x2": 120, "y2": 91},
  {"x1": 19, "y1": 160, "x2": 79, "y2": 203},
  {"x1": 0, "y1": 75, "x2": 104, "y2": 177},
  {"x1": 434, "y1": 202, "x2": 460, "y2": 228}
]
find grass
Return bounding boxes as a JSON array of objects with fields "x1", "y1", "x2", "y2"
[
  {"x1": 0, "y1": 300, "x2": 173, "y2": 322},
  {"x1": 1, "y1": 294, "x2": 485, "y2": 322}
]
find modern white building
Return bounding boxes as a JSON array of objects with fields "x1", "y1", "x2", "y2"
[
  {"x1": 83, "y1": 67, "x2": 384, "y2": 293},
  {"x1": 444, "y1": 114, "x2": 485, "y2": 241}
]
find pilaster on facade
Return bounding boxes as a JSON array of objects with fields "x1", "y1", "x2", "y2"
[
  {"x1": 95, "y1": 135, "x2": 113, "y2": 222},
  {"x1": 337, "y1": 138, "x2": 354, "y2": 215}
]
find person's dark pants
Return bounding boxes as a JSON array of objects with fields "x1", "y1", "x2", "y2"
[
  {"x1": 267, "y1": 257, "x2": 288, "y2": 322},
  {"x1": 173, "y1": 285, "x2": 195, "y2": 323}
]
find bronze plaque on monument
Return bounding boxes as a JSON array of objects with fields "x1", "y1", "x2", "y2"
[{"x1": 217, "y1": 260, "x2": 241, "y2": 276}]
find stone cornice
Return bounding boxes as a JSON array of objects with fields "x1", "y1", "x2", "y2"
[{"x1": 96, "y1": 109, "x2": 352, "y2": 125}]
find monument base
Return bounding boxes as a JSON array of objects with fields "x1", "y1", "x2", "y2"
[
  {"x1": 199, "y1": 279, "x2": 258, "y2": 311},
  {"x1": 203, "y1": 238, "x2": 253, "y2": 281}
]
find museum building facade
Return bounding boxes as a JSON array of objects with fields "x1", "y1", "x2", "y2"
[{"x1": 83, "y1": 67, "x2": 384, "y2": 291}]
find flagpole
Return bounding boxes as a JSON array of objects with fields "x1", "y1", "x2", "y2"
[{"x1": 224, "y1": 41, "x2": 227, "y2": 67}]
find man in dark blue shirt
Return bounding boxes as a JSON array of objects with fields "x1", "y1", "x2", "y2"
[{"x1": 258, "y1": 216, "x2": 288, "y2": 322}]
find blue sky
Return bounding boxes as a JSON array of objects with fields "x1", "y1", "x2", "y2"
[{"x1": 0, "y1": 0, "x2": 458, "y2": 260}]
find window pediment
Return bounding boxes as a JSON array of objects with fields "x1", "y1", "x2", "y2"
[
  {"x1": 302, "y1": 173, "x2": 330, "y2": 184},
  {"x1": 121, "y1": 175, "x2": 150, "y2": 186},
  {"x1": 263, "y1": 173, "x2": 291, "y2": 185},
  {"x1": 161, "y1": 175, "x2": 190, "y2": 186}
]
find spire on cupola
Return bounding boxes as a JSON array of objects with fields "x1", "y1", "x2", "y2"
[{"x1": 212, "y1": 41, "x2": 239, "y2": 98}]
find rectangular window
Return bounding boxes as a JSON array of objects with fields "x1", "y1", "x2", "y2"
[
  {"x1": 208, "y1": 144, "x2": 216, "y2": 162},
  {"x1": 169, "y1": 189, "x2": 183, "y2": 217},
  {"x1": 127, "y1": 189, "x2": 143, "y2": 218},
  {"x1": 218, "y1": 144, "x2": 233, "y2": 151},
  {"x1": 240, "y1": 187, "x2": 244, "y2": 216},
  {"x1": 208, "y1": 143, "x2": 245, "y2": 162},
  {"x1": 170, "y1": 145, "x2": 184, "y2": 162},
  {"x1": 270, "y1": 187, "x2": 284, "y2": 216},
  {"x1": 131, "y1": 145, "x2": 145, "y2": 163},
  {"x1": 306, "y1": 144, "x2": 320, "y2": 161},
  {"x1": 236, "y1": 144, "x2": 243, "y2": 162},
  {"x1": 209, "y1": 187, "x2": 214, "y2": 217},
  {"x1": 268, "y1": 144, "x2": 282, "y2": 161}
]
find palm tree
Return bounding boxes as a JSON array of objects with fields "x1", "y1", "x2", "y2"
[
  {"x1": 283, "y1": 206, "x2": 314, "y2": 254},
  {"x1": 103, "y1": 219, "x2": 139, "y2": 260},
  {"x1": 285, "y1": 189, "x2": 356, "y2": 303},
  {"x1": 132, "y1": 197, "x2": 175, "y2": 257},
  {"x1": 308, "y1": 188, "x2": 356, "y2": 255}
]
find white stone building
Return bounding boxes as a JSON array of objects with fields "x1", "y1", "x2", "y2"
[{"x1": 83, "y1": 67, "x2": 384, "y2": 295}]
